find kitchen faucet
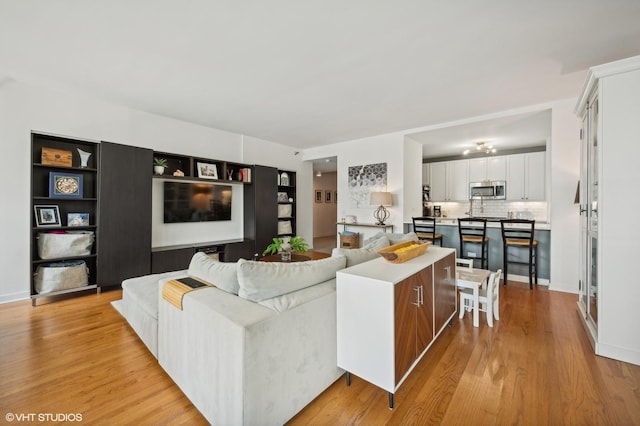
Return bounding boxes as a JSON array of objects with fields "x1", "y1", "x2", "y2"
[{"x1": 466, "y1": 194, "x2": 484, "y2": 217}]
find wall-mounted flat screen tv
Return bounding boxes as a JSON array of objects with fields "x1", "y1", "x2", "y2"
[{"x1": 164, "y1": 181, "x2": 232, "y2": 223}]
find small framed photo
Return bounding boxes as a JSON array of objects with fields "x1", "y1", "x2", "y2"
[
  {"x1": 277, "y1": 192, "x2": 289, "y2": 203},
  {"x1": 325, "y1": 190, "x2": 332, "y2": 203},
  {"x1": 68, "y1": 212, "x2": 90, "y2": 227},
  {"x1": 315, "y1": 190, "x2": 322, "y2": 203},
  {"x1": 34, "y1": 205, "x2": 61, "y2": 227},
  {"x1": 197, "y1": 162, "x2": 218, "y2": 179},
  {"x1": 49, "y1": 172, "x2": 83, "y2": 198},
  {"x1": 334, "y1": 191, "x2": 338, "y2": 203}
]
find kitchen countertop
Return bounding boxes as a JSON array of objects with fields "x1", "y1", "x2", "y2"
[{"x1": 407, "y1": 217, "x2": 551, "y2": 230}]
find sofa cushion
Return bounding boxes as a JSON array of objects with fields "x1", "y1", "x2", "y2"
[
  {"x1": 188, "y1": 252, "x2": 240, "y2": 295},
  {"x1": 258, "y1": 279, "x2": 336, "y2": 313},
  {"x1": 364, "y1": 231, "x2": 418, "y2": 246},
  {"x1": 331, "y1": 235, "x2": 390, "y2": 267},
  {"x1": 237, "y1": 255, "x2": 346, "y2": 302}
]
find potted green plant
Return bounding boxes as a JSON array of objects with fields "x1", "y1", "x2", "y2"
[
  {"x1": 263, "y1": 236, "x2": 309, "y2": 261},
  {"x1": 154, "y1": 158, "x2": 168, "y2": 175}
]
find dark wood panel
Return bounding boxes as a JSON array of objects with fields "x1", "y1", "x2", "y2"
[
  {"x1": 244, "y1": 165, "x2": 278, "y2": 257},
  {"x1": 97, "y1": 142, "x2": 152, "y2": 286},
  {"x1": 224, "y1": 239, "x2": 256, "y2": 262},
  {"x1": 394, "y1": 275, "x2": 417, "y2": 382},
  {"x1": 151, "y1": 248, "x2": 194, "y2": 273},
  {"x1": 433, "y1": 252, "x2": 456, "y2": 332},
  {"x1": 416, "y1": 266, "x2": 434, "y2": 354}
]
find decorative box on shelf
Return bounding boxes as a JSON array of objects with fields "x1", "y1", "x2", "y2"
[
  {"x1": 377, "y1": 241, "x2": 430, "y2": 264},
  {"x1": 41, "y1": 147, "x2": 73, "y2": 167}
]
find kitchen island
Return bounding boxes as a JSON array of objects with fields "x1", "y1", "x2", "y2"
[{"x1": 406, "y1": 218, "x2": 550, "y2": 283}]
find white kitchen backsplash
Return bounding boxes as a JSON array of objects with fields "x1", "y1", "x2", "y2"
[{"x1": 429, "y1": 201, "x2": 548, "y2": 222}]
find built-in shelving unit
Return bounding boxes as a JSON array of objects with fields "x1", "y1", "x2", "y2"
[
  {"x1": 153, "y1": 151, "x2": 252, "y2": 184},
  {"x1": 277, "y1": 170, "x2": 296, "y2": 237},
  {"x1": 30, "y1": 133, "x2": 100, "y2": 305}
]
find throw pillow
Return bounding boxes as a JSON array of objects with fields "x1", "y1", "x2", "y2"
[
  {"x1": 187, "y1": 252, "x2": 239, "y2": 295},
  {"x1": 237, "y1": 255, "x2": 347, "y2": 302}
]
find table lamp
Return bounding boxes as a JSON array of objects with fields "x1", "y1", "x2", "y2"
[{"x1": 370, "y1": 192, "x2": 393, "y2": 225}]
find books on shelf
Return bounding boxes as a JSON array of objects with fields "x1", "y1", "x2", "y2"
[{"x1": 239, "y1": 167, "x2": 252, "y2": 183}]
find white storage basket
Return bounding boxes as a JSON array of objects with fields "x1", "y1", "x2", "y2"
[
  {"x1": 34, "y1": 260, "x2": 89, "y2": 294},
  {"x1": 37, "y1": 231, "x2": 94, "y2": 260}
]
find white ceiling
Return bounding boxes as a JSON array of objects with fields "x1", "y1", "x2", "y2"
[
  {"x1": 2, "y1": 0, "x2": 640, "y2": 160},
  {"x1": 409, "y1": 109, "x2": 551, "y2": 159}
]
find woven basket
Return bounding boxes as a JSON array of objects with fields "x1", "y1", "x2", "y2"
[{"x1": 377, "y1": 241, "x2": 430, "y2": 264}]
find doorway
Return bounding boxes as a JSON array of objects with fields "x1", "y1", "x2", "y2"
[{"x1": 311, "y1": 157, "x2": 337, "y2": 253}]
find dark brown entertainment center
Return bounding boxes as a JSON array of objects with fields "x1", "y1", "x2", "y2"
[{"x1": 30, "y1": 132, "x2": 296, "y2": 304}]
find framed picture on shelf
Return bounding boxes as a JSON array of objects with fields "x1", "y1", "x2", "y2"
[
  {"x1": 325, "y1": 190, "x2": 332, "y2": 203},
  {"x1": 277, "y1": 192, "x2": 289, "y2": 203},
  {"x1": 34, "y1": 205, "x2": 61, "y2": 227},
  {"x1": 49, "y1": 172, "x2": 83, "y2": 198},
  {"x1": 68, "y1": 212, "x2": 90, "y2": 227},
  {"x1": 315, "y1": 190, "x2": 322, "y2": 203},
  {"x1": 196, "y1": 162, "x2": 218, "y2": 179}
]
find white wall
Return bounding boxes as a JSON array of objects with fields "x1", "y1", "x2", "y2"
[
  {"x1": 304, "y1": 132, "x2": 407, "y2": 243},
  {"x1": 403, "y1": 137, "x2": 423, "y2": 221},
  {"x1": 305, "y1": 99, "x2": 581, "y2": 294},
  {"x1": 313, "y1": 172, "x2": 337, "y2": 237},
  {"x1": 0, "y1": 80, "x2": 290, "y2": 303},
  {"x1": 0, "y1": 76, "x2": 582, "y2": 303}
]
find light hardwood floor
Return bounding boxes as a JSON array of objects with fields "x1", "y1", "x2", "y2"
[{"x1": 1, "y1": 283, "x2": 639, "y2": 425}]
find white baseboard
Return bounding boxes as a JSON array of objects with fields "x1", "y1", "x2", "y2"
[
  {"x1": 0, "y1": 291, "x2": 31, "y2": 304},
  {"x1": 505, "y1": 273, "x2": 549, "y2": 286}
]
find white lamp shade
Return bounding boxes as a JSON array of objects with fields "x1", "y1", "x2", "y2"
[{"x1": 370, "y1": 192, "x2": 393, "y2": 206}]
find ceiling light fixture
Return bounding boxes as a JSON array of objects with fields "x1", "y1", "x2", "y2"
[{"x1": 463, "y1": 141, "x2": 496, "y2": 156}]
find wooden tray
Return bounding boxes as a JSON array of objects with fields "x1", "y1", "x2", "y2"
[{"x1": 377, "y1": 241, "x2": 431, "y2": 263}]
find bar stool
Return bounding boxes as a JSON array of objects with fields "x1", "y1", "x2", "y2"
[
  {"x1": 412, "y1": 216, "x2": 443, "y2": 246},
  {"x1": 500, "y1": 219, "x2": 537, "y2": 289},
  {"x1": 458, "y1": 218, "x2": 489, "y2": 269}
]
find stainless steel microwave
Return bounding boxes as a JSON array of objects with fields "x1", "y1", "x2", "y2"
[{"x1": 469, "y1": 181, "x2": 506, "y2": 200}]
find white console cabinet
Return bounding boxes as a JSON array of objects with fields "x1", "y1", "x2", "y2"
[{"x1": 336, "y1": 246, "x2": 456, "y2": 407}]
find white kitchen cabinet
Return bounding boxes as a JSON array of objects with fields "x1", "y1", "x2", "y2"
[
  {"x1": 428, "y1": 162, "x2": 446, "y2": 201},
  {"x1": 422, "y1": 163, "x2": 430, "y2": 186},
  {"x1": 468, "y1": 156, "x2": 506, "y2": 182},
  {"x1": 575, "y1": 55, "x2": 640, "y2": 366},
  {"x1": 336, "y1": 247, "x2": 456, "y2": 407},
  {"x1": 506, "y1": 152, "x2": 545, "y2": 201},
  {"x1": 487, "y1": 156, "x2": 507, "y2": 181},
  {"x1": 429, "y1": 160, "x2": 468, "y2": 201},
  {"x1": 468, "y1": 158, "x2": 486, "y2": 183}
]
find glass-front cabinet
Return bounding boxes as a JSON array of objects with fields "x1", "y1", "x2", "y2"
[{"x1": 575, "y1": 54, "x2": 640, "y2": 366}]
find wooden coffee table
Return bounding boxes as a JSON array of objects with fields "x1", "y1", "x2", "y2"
[{"x1": 260, "y1": 251, "x2": 331, "y2": 262}]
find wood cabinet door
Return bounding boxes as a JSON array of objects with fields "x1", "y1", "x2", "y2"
[
  {"x1": 416, "y1": 266, "x2": 434, "y2": 355},
  {"x1": 394, "y1": 275, "x2": 418, "y2": 383},
  {"x1": 98, "y1": 142, "x2": 152, "y2": 286},
  {"x1": 433, "y1": 253, "x2": 456, "y2": 333}
]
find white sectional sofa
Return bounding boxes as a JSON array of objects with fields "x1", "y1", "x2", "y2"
[{"x1": 114, "y1": 232, "x2": 418, "y2": 425}]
